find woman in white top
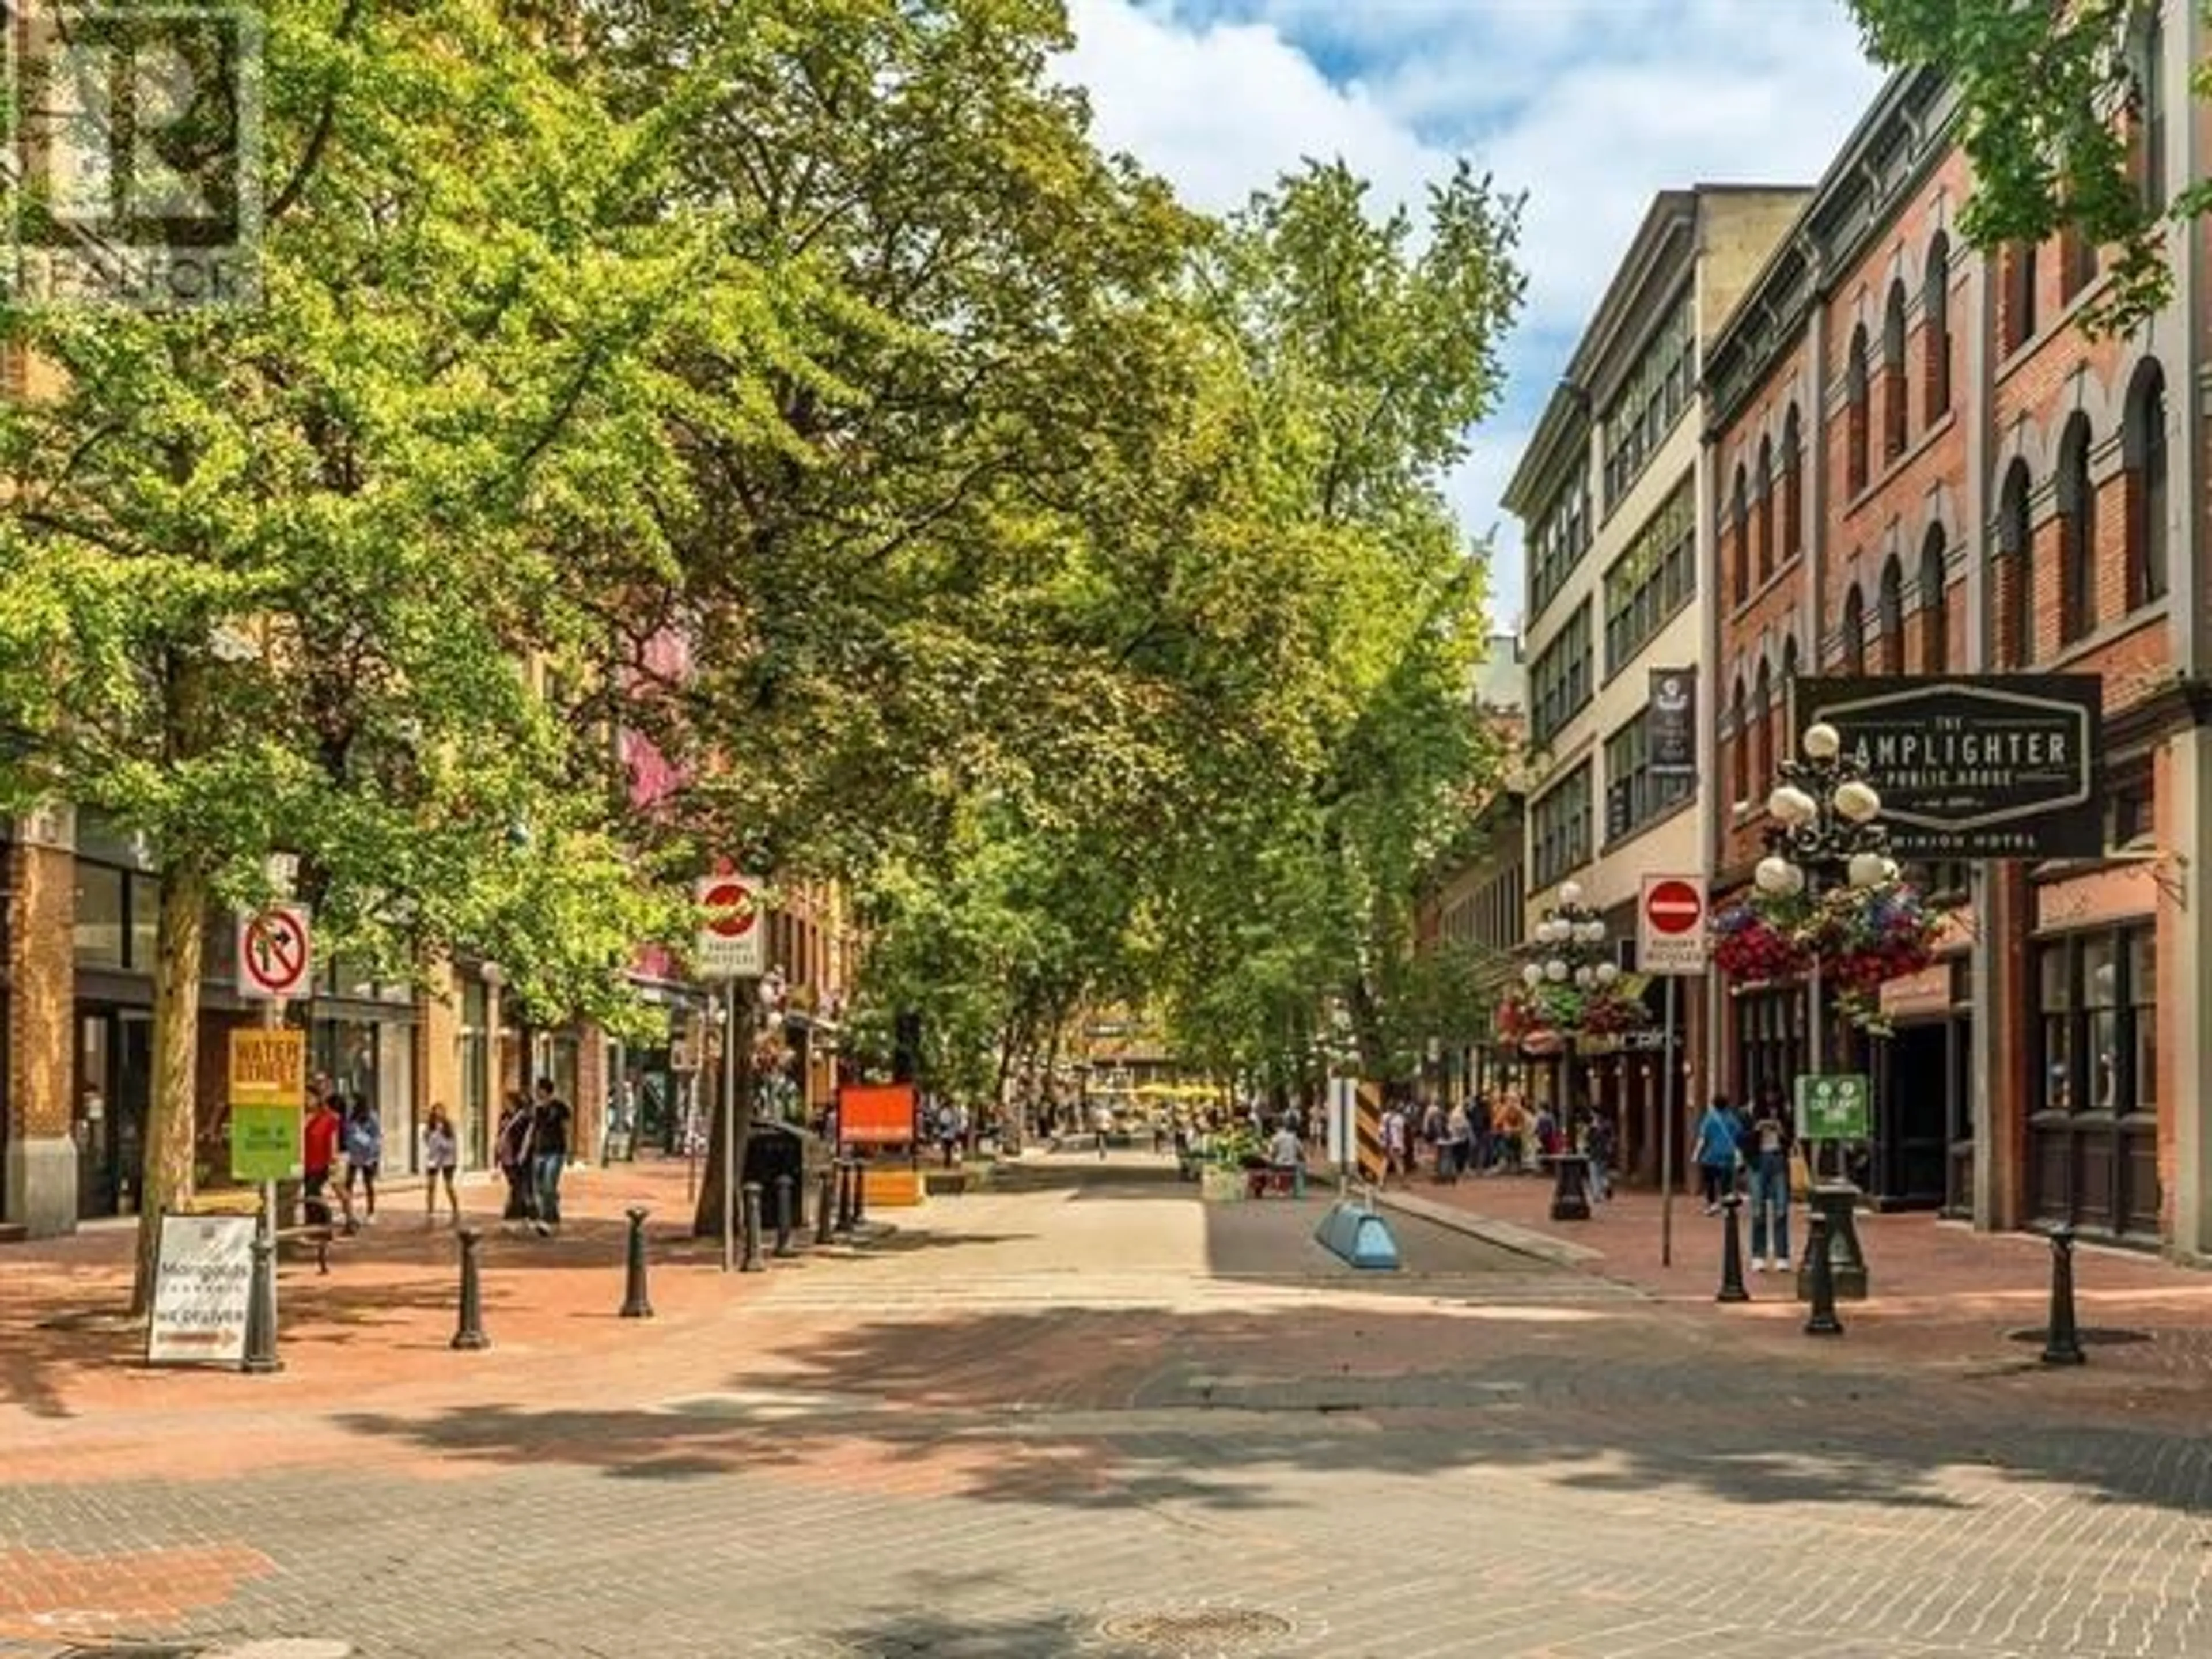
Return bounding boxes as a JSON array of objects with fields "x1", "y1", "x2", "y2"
[{"x1": 422, "y1": 1103, "x2": 461, "y2": 1226}]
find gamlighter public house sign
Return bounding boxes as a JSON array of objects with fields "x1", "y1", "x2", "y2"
[{"x1": 1794, "y1": 675, "x2": 2102, "y2": 858}]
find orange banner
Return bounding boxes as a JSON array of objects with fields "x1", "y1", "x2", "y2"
[{"x1": 838, "y1": 1083, "x2": 918, "y2": 1146}]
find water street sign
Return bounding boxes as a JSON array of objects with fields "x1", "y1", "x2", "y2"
[
  {"x1": 1638, "y1": 876, "x2": 1706, "y2": 975},
  {"x1": 1794, "y1": 676, "x2": 2102, "y2": 858},
  {"x1": 228, "y1": 1028, "x2": 305, "y2": 1180},
  {"x1": 1794, "y1": 1074, "x2": 1872, "y2": 1141}
]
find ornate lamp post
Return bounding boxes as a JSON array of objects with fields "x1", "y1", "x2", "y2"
[
  {"x1": 1755, "y1": 719, "x2": 1893, "y2": 1296},
  {"x1": 1518, "y1": 880, "x2": 1618, "y2": 1221}
]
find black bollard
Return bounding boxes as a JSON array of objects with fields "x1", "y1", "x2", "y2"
[
  {"x1": 241, "y1": 1233, "x2": 282, "y2": 1374},
  {"x1": 2041, "y1": 1223, "x2": 2086, "y2": 1365},
  {"x1": 773, "y1": 1173, "x2": 797, "y2": 1257},
  {"x1": 835, "y1": 1160, "x2": 855, "y2": 1233},
  {"x1": 452, "y1": 1227, "x2": 490, "y2": 1350},
  {"x1": 1802, "y1": 1212, "x2": 1843, "y2": 1336},
  {"x1": 740, "y1": 1181, "x2": 766, "y2": 1272},
  {"x1": 619, "y1": 1206, "x2": 654, "y2": 1319},
  {"x1": 816, "y1": 1166, "x2": 837, "y2": 1246},
  {"x1": 851, "y1": 1157, "x2": 868, "y2": 1228},
  {"x1": 1717, "y1": 1192, "x2": 1751, "y2": 1304}
]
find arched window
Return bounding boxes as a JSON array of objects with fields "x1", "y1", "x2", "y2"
[
  {"x1": 1877, "y1": 555, "x2": 1905, "y2": 673},
  {"x1": 1881, "y1": 282, "x2": 1909, "y2": 460},
  {"x1": 1730, "y1": 675, "x2": 1750, "y2": 805},
  {"x1": 1753, "y1": 658, "x2": 1774, "y2": 793},
  {"x1": 1922, "y1": 237, "x2": 1952, "y2": 423},
  {"x1": 1781, "y1": 405, "x2": 1804, "y2": 560},
  {"x1": 1839, "y1": 582, "x2": 1866, "y2": 675},
  {"x1": 2124, "y1": 359, "x2": 2169, "y2": 609},
  {"x1": 1730, "y1": 464, "x2": 1750, "y2": 606},
  {"x1": 2133, "y1": 9, "x2": 2168, "y2": 213},
  {"x1": 1781, "y1": 634, "x2": 1800, "y2": 691},
  {"x1": 1919, "y1": 527, "x2": 1949, "y2": 672},
  {"x1": 2056, "y1": 415, "x2": 2096, "y2": 643},
  {"x1": 1755, "y1": 435, "x2": 1775, "y2": 585},
  {"x1": 1995, "y1": 460, "x2": 2032, "y2": 668},
  {"x1": 2003, "y1": 242, "x2": 2039, "y2": 353},
  {"x1": 1845, "y1": 326, "x2": 1870, "y2": 494}
]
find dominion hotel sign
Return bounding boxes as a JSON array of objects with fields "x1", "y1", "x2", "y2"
[{"x1": 1793, "y1": 676, "x2": 2104, "y2": 859}]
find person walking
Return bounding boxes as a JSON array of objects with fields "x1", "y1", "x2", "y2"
[
  {"x1": 1746, "y1": 1087, "x2": 1794, "y2": 1271},
  {"x1": 495, "y1": 1091, "x2": 535, "y2": 1231},
  {"x1": 1692, "y1": 1094, "x2": 1741, "y2": 1214},
  {"x1": 1584, "y1": 1108, "x2": 1617, "y2": 1205},
  {"x1": 1444, "y1": 1100, "x2": 1472, "y2": 1183},
  {"x1": 529, "y1": 1078, "x2": 571, "y2": 1236},
  {"x1": 422, "y1": 1103, "x2": 461, "y2": 1227},
  {"x1": 1380, "y1": 1100, "x2": 1409, "y2": 1187},
  {"x1": 304, "y1": 1091, "x2": 346, "y2": 1230},
  {"x1": 343, "y1": 1097, "x2": 382, "y2": 1227}
]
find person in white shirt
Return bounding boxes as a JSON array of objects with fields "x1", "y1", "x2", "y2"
[{"x1": 1268, "y1": 1121, "x2": 1304, "y2": 1169}]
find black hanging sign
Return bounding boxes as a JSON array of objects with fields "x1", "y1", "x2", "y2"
[
  {"x1": 1793, "y1": 675, "x2": 2103, "y2": 858},
  {"x1": 1647, "y1": 667, "x2": 1695, "y2": 777}
]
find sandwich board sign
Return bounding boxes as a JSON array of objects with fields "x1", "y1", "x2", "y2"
[{"x1": 146, "y1": 1214, "x2": 256, "y2": 1368}]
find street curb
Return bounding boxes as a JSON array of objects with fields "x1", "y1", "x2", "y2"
[{"x1": 1374, "y1": 1189, "x2": 1607, "y2": 1268}]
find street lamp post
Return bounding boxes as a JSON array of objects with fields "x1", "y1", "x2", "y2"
[
  {"x1": 1521, "y1": 880, "x2": 1618, "y2": 1221},
  {"x1": 1756, "y1": 718, "x2": 1893, "y2": 1297}
]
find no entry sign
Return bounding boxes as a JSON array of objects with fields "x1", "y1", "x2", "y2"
[
  {"x1": 1638, "y1": 876, "x2": 1706, "y2": 975},
  {"x1": 696, "y1": 872, "x2": 765, "y2": 979},
  {"x1": 237, "y1": 904, "x2": 312, "y2": 1000}
]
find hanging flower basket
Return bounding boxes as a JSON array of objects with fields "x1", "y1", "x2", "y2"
[
  {"x1": 1710, "y1": 880, "x2": 1947, "y2": 1030},
  {"x1": 1709, "y1": 902, "x2": 1811, "y2": 982}
]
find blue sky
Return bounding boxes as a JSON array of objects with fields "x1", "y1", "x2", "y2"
[{"x1": 1058, "y1": 1, "x2": 1887, "y2": 630}]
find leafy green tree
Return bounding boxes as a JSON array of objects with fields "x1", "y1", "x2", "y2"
[{"x1": 1846, "y1": 0, "x2": 2205, "y2": 333}]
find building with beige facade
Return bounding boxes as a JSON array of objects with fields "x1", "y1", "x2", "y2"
[{"x1": 1501, "y1": 187, "x2": 1807, "y2": 1181}]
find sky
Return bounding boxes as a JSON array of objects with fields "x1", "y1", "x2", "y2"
[{"x1": 1056, "y1": 0, "x2": 1888, "y2": 632}]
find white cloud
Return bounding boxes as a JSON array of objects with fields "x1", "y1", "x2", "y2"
[{"x1": 1059, "y1": 1, "x2": 1887, "y2": 630}]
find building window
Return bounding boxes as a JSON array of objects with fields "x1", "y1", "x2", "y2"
[
  {"x1": 1529, "y1": 601, "x2": 1593, "y2": 748},
  {"x1": 74, "y1": 866, "x2": 126, "y2": 967},
  {"x1": 1877, "y1": 555, "x2": 1905, "y2": 674},
  {"x1": 1730, "y1": 675, "x2": 1749, "y2": 806},
  {"x1": 2106, "y1": 760, "x2": 2154, "y2": 850},
  {"x1": 1922, "y1": 236, "x2": 1952, "y2": 422},
  {"x1": 2059, "y1": 223, "x2": 2099, "y2": 306},
  {"x1": 1781, "y1": 406, "x2": 1804, "y2": 560},
  {"x1": 2056, "y1": 415, "x2": 2095, "y2": 644},
  {"x1": 1601, "y1": 289, "x2": 1695, "y2": 512},
  {"x1": 1753, "y1": 658, "x2": 1774, "y2": 793},
  {"x1": 1603, "y1": 705, "x2": 1693, "y2": 844},
  {"x1": 1529, "y1": 476, "x2": 1592, "y2": 623},
  {"x1": 2132, "y1": 12, "x2": 2167, "y2": 213},
  {"x1": 2129, "y1": 927, "x2": 2157, "y2": 1112},
  {"x1": 1881, "y1": 282, "x2": 1908, "y2": 460},
  {"x1": 1603, "y1": 480, "x2": 1694, "y2": 676},
  {"x1": 2038, "y1": 944, "x2": 2074, "y2": 1113},
  {"x1": 1754, "y1": 437, "x2": 1775, "y2": 586},
  {"x1": 2124, "y1": 359, "x2": 2169, "y2": 609},
  {"x1": 1531, "y1": 762, "x2": 1593, "y2": 889},
  {"x1": 1839, "y1": 583, "x2": 1866, "y2": 674},
  {"x1": 1995, "y1": 460, "x2": 2032, "y2": 667},
  {"x1": 1729, "y1": 464, "x2": 1750, "y2": 607},
  {"x1": 1919, "y1": 528, "x2": 1949, "y2": 672},
  {"x1": 2037, "y1": 925, "x2": 2157, "y2": 1120},
  {"x1": 2003, "y1": 241, "x2": 2038, "y2": 353},
  {"x1": 1844, "y1": 325, "x2": 1870, "y2": 495}
]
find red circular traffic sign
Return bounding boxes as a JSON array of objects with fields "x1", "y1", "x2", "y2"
[
  {"x1": 702, "y1": 881, "x2": 757, "y2": 938},
  {"x1": 1644, "y1": 879, "x2": 1703, "y2": 935}
]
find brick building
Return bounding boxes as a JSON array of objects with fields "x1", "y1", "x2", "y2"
[{"x1": 1702, "y1": 8, "x2": 2212, "y2": 1255}]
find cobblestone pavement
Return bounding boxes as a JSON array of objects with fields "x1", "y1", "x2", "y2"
[{"x1": 3, "y1": 1154, "x2": 2210, "y2": 1658}]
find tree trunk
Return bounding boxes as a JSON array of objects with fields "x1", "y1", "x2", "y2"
[
  {"x1": 130, "y1": 864, "x2": 210, "y2": 1317},
  {"x1": 691, "y1": 987, "x2": 759, "y2": 1238}
]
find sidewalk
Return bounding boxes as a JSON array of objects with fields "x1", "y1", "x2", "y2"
[
  {"x1": 1379, "y1": 1165, "x2": 2212, "y2": 1389},
  {"x1": 0, "y1": 1155, "x2": 866, "y2": 1434}
]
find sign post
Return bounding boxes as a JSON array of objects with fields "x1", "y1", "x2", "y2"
[
  {"x1": 697, "y1": 870, "x2": 764, "y2": 1273},
  {"x1": 1639, "y1": 876, "x2": 1707, "y2": 1268}
]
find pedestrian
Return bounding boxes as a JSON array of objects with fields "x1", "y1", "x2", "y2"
[
  {"x1": 1746, "y1": 1087, "x2": 1794, "y2": 1271},
  {"x1": 422, "y1": 1103, "x2": 461, "y2": 1227},
  {"x1": 303, "y1": 1090, "x2": 346, "y2": 1230},
  {"x1": 1444, "y1": 1100, "x2": 1472, "y2": 1182},
  {"x1": 529, "y1": 1077, "x2": 571, "y2": 1236},
  {"x1": 1584, "y1": 1108, "x2": 1616, "y2": 1204},
  {"x1": 1093, "y1": 1100, "x2": 1114, "y2": 1160},
  {"x1": 496, "y1": 1090, "x2": 535, "y2": 1230},
  {"x1": 343, "y1": 1096, "x2": 382, "y2": 1227},
  {"x1": 1693, "y1": 1094, "x2": 1741, "y2": 1213}
]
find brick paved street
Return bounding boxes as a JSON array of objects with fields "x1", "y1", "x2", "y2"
[{"x1": 4, "y1": 1154, "x2": 2211, "y2": 1658}]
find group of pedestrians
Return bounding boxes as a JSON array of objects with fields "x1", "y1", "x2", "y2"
[
  {"x1": 301, "y1": 1084, "x2": 386, "y2": 1233},
  {"x1": 497, "y1": 1079, "x2": 574, "y2": 1237},
  {"x1": 1376, "y1": 1093, "x2": 1616, "y2": 1200},
  {"x1": 1692, "y1": 1088, "x2": 1800, "y2": 1271}
]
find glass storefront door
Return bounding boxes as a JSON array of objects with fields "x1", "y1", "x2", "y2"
[{"x1": 76, "y1": 1008, "x2": 152, "y2": 1217}]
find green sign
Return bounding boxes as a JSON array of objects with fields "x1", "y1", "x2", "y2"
[
  {"x1": 229, "y1": 1103, "x2": 301, "y2": 1182},
  {"x1": 1794, "y1": 1074, "x2": 1871, "y2": 1141}
]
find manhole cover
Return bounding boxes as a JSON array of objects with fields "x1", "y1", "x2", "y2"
[
  {"x1": 1097, "y1": 1610, "x2": 1295, "y2": 1655},
  {"x1": 2005, "y1": 1326, "x2": 2153, "y2": 1346}
]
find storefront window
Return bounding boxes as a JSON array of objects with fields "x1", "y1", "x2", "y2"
[
  {"x1": 2127, "y1": 927, "x2": 2156, "y2": 1113},
  {"x1": 2037, "y1": 945, "x2": 2074, "y2": 1112},
  {"x1": 74, "y1": 866, "x2": 125, "y2": 966},
  {"x1": 128, "y1": 875, "x2": 160, "y2": 968},
  {"x1": 2082, "y1": 936, "x2": 2119, "y2": 1112},
  {"x1": 459, "y1": 979, "x2": 490, "y2": 1169}
]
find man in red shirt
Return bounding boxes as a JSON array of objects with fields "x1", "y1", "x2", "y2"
[{"x1": 303, "y1": 1092, "x2": 346, "y2": 1227}]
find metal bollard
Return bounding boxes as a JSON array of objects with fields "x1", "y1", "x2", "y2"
[
  {"x1": 242, "y1": 1233, "x2": 282, "y2": 1374},
  {"x1": 619, "y1": 1206, "x2": 654, "y2": 1319},
  {"x1": 851, "y1": 1158, "x2": 868, "y2": 1228},
  {"x1": 834, "y1": 1160, "x2": 854, "y2": 1232},
  {"x1": 452, "y1": 1227, "x2": 491, "y2": 1350},
  {"x1": 773, "y1": 1174, "x2": 797, "y2": 1257},
  {"x1": 1802, "y1": 1212, "x2": 1843, "y2": 1336},
  {"x1": 740, "y1": 1181, "x2": 766, "y2": 1272},
  {"x1": 816, "y1": 1166, "x2": 836, "y2": 1245},
  {"x1": 1717, "y1": 1192, "x2": 1751, "y2": 1304},
  {"x1": 2040, "y1": 1223, "x2": 2086, "y2": 1365}
]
